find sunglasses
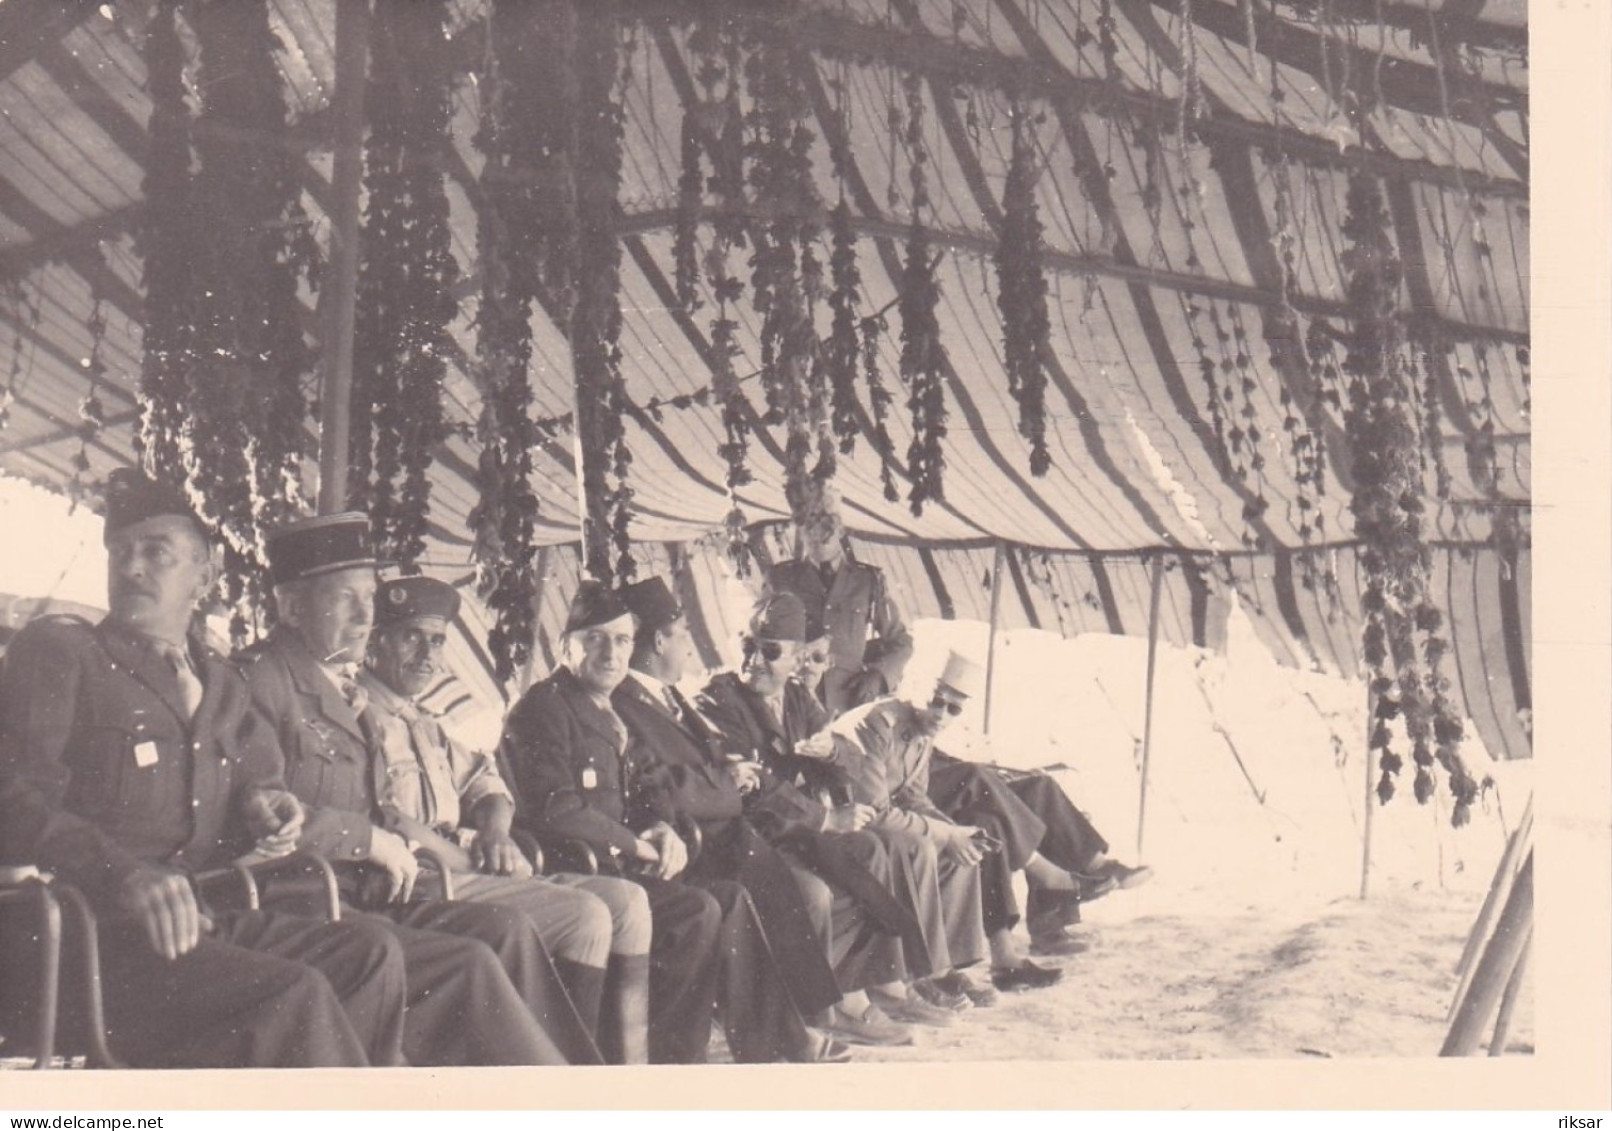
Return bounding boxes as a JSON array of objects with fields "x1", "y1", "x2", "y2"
[
  {"x1": 929, "y1": 696, "x2": 965, "y2": 717},
  {"x1": 801, "y1": 650, "x2": 829, "y2": 665},
  {"x1": 741, "y1": 637, "x2": 785, "y2": 663}
]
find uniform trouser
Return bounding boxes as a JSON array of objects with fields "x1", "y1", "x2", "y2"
[
  {"x1": 57, "y1": 909, "x2": 407, "y2": 1068},
  {"x1": 927, "y1": 756, "x2": 1049, "y2": 935},
  {"x1": 861, "y1": 825, "x2": 986, "y2": 978},
  {"x1": 1002, "y1": 770, "x2": 1109, "y2": 874},
  {"x1": 431, "y1": 870, "x2": 652, "y2": 1059},
  {"x1": 355, "y1": 900, "x2": 574, "y2": 1065},
  {"x1": 632, "y1": 874, "x2": 816, "y2": 1063},
  {"x1": 690, "y1": 820, "x2": 842, "y2": 1017},
  {"x1": 781, "y1": 829, "x2": 909, "y2": 993}
]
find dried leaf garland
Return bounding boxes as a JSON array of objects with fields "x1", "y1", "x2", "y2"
[
  {"x1": 996, "y1": 99, "x2": 1052, "y2": 477},
  {"x1": 470, "y1": 0, "x2": 559, "y2": 685},
  {"x1": 135, "y1": 0, "x2": 192, "y2": 483},
  {"x1": 573, "y1": 2, "x2": 632, "y2": 583},
  {"x1": 826, "y1": 200, "x2": 864, "y2": 453},
  {"x1": 899, "y1": 74, "x2": 948, "y2": 515},
  {"x1": 1340, "y1": 171, "x2": 1477, "y2": 825},
  {"x1": 352, "y1": 0, "x2": 459, "y2": 572},
  {"x1": 187, "y1": 0, "x2": 317, "y2": 638}
]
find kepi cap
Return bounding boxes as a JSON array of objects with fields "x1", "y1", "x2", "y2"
[
  {"x1": 102, "y1": 467, "x2": 206, "y2": 544},
  {"x1": 565, "y1": 579, "x2": 633, "y2": 634},
  {"x1": 265, "y1": 512, "x2": 383, "y2": 586},
  {"x1": 620, "y1": 577, "x2": 682, "y2": 634},
  {"x1": 749, "y1": 592, "x2": 807, "y2": 643},
  {"x1": 376, "y1": 576, "x2": 460, "y2": 624},
  {"x1": 936, "y1": 651, "x2": 985, "y2": 699}
]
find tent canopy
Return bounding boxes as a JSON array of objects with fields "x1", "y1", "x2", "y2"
[{"x1": 0, "y1": 0, "x2": 1529, "y2": 756}]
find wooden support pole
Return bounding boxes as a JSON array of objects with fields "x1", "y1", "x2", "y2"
[
  {"x1": 1360, "y1": 680, "x2": 1375, "y2": 900},
  {"x1": 315, "y1": 0, "x2": 370, "y2": 515},
  {"x1": 1448, "y1": 796, "x2": 1534, "y2": 1019},
  {"x1": 1136, "y1": 554, "x2": 1164, "y2": 859},
  {"x1": 1487, "y1": 928, "x2": 1532, "y2": 1056},
  {"x1": 1441, "y1": 852, "x2": 1533, "y2": 1056},
  {"x1": 982, "y1": 541, "x2": 1006, "y2": 736}
]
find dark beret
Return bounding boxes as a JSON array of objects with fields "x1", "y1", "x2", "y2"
[
  {"x1": 565, "y1": 579, "x2": 632, "y2": 634},
  {"x1": 750, "y1": 592, "x2": 807, "y2": 643},
  {"x1": 619, "y1": 577, "x2": 682, "y2": 634},
  {"x1": 102, "y1": 467, "x2": 206, "y2": 544}
]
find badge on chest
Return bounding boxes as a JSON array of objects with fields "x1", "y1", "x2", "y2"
[
  {"x1": 133, "y1": 740, "x2": 160, "y2": 768},
  {"x1": 581, "y1": 766, "x2": 599, "y2": 790}
]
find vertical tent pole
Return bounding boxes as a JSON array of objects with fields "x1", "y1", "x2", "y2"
[
  {"x1": 316, "y1": 0, "x2": 370, "y2": 515},
  {"x1": 1361, "y1": 680, "x2": 1376, "y2": 900},
  {"x1": 982, "y1": 541, "x2": 1006, "y2": 736},
  {"x1": 571, "y1": 422, "x2": 590, "y2": 573},
  {"x1": 1136, "y1": 553, "x2": 1165, "y2": 859}
]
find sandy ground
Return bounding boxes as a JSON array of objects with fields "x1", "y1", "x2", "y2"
[{"x1": 846, "y1": 882, "x2": 1532, "y2": 1063}]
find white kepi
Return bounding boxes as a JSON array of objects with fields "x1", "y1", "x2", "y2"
[{"x1": 936, "y1": 650, "x2": 986, "y2": 699}]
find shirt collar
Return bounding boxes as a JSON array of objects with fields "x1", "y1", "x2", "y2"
[{"x1": 626, "y1": 668, "x2": 667, "y2": 699}]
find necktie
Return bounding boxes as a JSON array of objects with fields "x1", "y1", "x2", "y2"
[
  {"x1": 335, "y1": 665, "x2": 368, "y2": 715},
  {"x1": 664, "y1": 686, "x2": 683, "y2": 721},
  {"x1": 158, "y1": 641, "x2": 203, "y2": 719}
]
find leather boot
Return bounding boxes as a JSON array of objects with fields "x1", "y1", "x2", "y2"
[
  {"x1": 600, "y1": 953, "x2": 651, "y2": 1065},
  {"x1": 1025, "y1": 886, "x2": 1083, "y2": 938},
  {"x1": 555, "y1": 958, "x2": 606, "y2": 1045}
]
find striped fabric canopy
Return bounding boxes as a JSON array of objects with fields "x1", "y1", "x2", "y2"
[{"x1": 0, "y1": 0, "x2": 1529, "y2": 758}]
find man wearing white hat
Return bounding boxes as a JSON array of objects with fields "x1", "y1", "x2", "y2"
[{"x1": 824, "y1": 651, "x2": 1072, "y2": 995}]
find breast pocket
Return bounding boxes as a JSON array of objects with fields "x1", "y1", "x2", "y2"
[
  {"x1": 67, "y1": 724, "x2": 169, "y2": 815},
  {"x1": 288, "y1": 718, "x2": 368, "y2": 809}
]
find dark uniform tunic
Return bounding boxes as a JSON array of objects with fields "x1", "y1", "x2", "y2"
[
  {"x1": 237, "y1": 627, "x2": 588, "y2": 1065},
  {"x1": 765, "y1": 558, "x2": 913, "y2": 716},
  {"x1": 501, "y1": 666, "x2": 817, "y2": 1063},
  {"x1": 0, "y1": 616, "x2": 407, "y2": 1067}
]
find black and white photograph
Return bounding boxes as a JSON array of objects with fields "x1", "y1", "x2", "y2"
[{"x1": 0, "y1": 0, "x2": 1603, "y2": 1114}]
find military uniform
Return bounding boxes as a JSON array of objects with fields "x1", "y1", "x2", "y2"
[
  {"x1": 765, "y1": 557, "x2": 913, "y2": 715},
  {"x1": 502, "y1": 665, "x2": 822, "y2": 1063},
  {"x1": 237, "y1": 626, "x2": 589, "y2": 1065},
  {"x1": 0, "y1": 616, "x2": 407, "y2": 1068},
  {"x1": 699, "y1": 671, "x2": 960, "y2": 981},
  {"x1": 360, "y1": 666, "x2": 652, "y2": 1056}
]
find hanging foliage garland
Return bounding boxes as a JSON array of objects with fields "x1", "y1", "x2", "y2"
[
  {"x1": 996, "y1": 96, "x2": 1052, "y2": 477},
  {"x1": 351, "y1": 0, "x2": 459, "y2": 573},
  {"x1": 1339, "y1": 171, "x2": 1478, "y2": 825},
  {"x1": 135, "y1": 0, "x2": 192, "y2": 483},
  {"x1": 186, "y1": 0, "x2": 318, "y2": 638},
  {"x1": 470, "y1": 0, "x2": 564, "y2": 684},
  {"x1": 743, "y1": 31, "x2": 828, "y2": 523},
  {"x1": 573, "y1": 2, "x2": 633, "y2": 584},
  {"x1": 898, "y1": 73, "x2": 948, "y2": 516}
]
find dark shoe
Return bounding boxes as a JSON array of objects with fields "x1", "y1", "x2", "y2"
[
  {"x1": 991, "y1": 959, "x2": 1064, "y2": 993},
  {"x1": 821, "y1": 1004, "x2": 915, "y2": 1047},
  {"x1": 930, "y1": 968, "x2": 999, "y2": 1009},
  {"x1": 868, "y1": 986, "x2": 959, "y2": 1026},
  {"x1": 1029, "y1": 929, "x2": 1093, "y2": 958},
  {"x1": 909, "y1": 976, "x2": 972, "y2": 1013},
  {"x1": 1025, "y1": 886, "x2": 1085, "y2": 939}
]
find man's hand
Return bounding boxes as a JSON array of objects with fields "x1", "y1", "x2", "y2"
[
  {"x1": 939, "y1": 823, "x2": 986, "y2": 867},
  {"x1": 240, "y1": 789, "x2": 305, "y2": 858},
  {"x1": 118, "y1": 866, "x2": 209, "y2": 961},
  {"x1": 641, "y1": 822, "x2": 689, "y2": 880},
  {"x1": 470, "y1": 828, "x2": 533, "y2": 878},
  {"x1": 366, "y1": 828, "x2": 420, "y2": 903},
  {"x1": 724, "y1": 757, "x2": 763, "y2": 795},
  {"x1": 793, "y1": 730, "x2": 835, "y2": 760},
  {"x1": 823, "y1": 802, "x2": 875, "y2": 833}
]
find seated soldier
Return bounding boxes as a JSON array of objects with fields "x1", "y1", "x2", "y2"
[
  {"x1": 616, "y1": 580, "x2": 914, "y2": 1046},
  {"x1": 797, "y1": 633, "x2": 1151, "y2": 954},
  {"x1": 813, "y1": 653, "x2": 1069, "y2": 995},
  {"x1": 238, "y1": 512, "x2": 590, "y2": 1066},
  {"x1": 359, "y1": 575, "x2": 654, "y2": 1063},
  {"x1": 499, "y1": 581, "x2": 848, "y2": 1064},
  {"x1": 697, "y1": 591, "x2": 991, "y2": 1025},
  {"x1": 0, "y1": 469, "x2": 406, "y2": 1068}
]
